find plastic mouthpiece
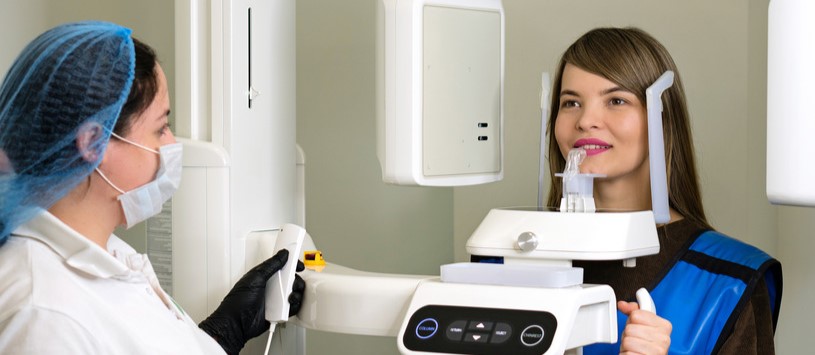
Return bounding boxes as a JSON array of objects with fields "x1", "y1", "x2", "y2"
[{"x1": 556, "y1": 149, "x2": 603, "y2": 213}]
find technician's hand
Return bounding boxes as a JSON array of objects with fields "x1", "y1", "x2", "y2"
[
  {"x1": 199, "y1": 249, "x2": 306, "y2": 355},
  {"x1": 618, "y1": 301, "x2": 671, "y2": 355}
]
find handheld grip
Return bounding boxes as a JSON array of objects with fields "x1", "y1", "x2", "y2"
[
  {"x1": 264, "y1": 223, "x2": 307, "y2": 323},
  {"x1": 635, "y1": 287, "x2": 656, "y2": 313}
]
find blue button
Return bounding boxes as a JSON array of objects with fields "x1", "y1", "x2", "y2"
[{"x1": 416, "y1": 318, "x2": 439, "y2": 339}]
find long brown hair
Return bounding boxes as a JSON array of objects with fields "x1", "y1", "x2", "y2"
[{"x1": 545, "y1": 27, "x2": 710, "y2": 229}]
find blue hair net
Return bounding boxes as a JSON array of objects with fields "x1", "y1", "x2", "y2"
[{"x1": 0, "y1": 21, "x2": 135, "y2": 245}]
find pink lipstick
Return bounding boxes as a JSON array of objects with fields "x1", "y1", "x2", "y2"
[{"x1": 574, "y1": 138, "x2": 611, "y2": 157}]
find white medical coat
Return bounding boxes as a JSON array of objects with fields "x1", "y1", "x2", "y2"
[{"x1": 0, "y1": 210, "x2": 226, "y2": 354}]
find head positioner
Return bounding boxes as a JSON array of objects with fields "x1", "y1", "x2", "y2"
[{"x1": 0, "y1": 21, "x2": 135, "y2": 244}]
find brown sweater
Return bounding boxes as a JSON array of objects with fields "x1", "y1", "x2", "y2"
[{"x1": 573, "y1": 218, "x2": 777, "y2": 354}]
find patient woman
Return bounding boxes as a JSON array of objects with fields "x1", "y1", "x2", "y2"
[{"x1": 545, "y1": 27, "x2": 782, "y2": 354}]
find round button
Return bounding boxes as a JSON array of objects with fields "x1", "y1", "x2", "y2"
[
  {"x1": 446, "y1": 321, "x2": 467, "y2": 341},
  {"x1": 520, "y1": 325, "x2": 545, "y2": 346},
  {"x1": 490, "y1": 323, "x2": 512, "y2": 344},
  {"x1": 517, "y1": 232, "x2": 538, "y2": 252},
  {"x1": 415, "y1": 318, "x2": 439, "y2": 339}
]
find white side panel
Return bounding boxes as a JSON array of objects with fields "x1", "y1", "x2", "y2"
[
  {"x1": 205, "y1": 168, "x2": 231, "y2": 315},
  {"x1": 222, "y1": 1, "x2": 299, "y2": 354},
  {"x1": 767, "y1": 0, "x2": 815, "y2": 206},
  {"x1": 172, "y1": 139, "x2": 231, "y2": 323},
  {"x1": 171, "y1": 166, "x2": 208, "y2": 320},
  {"x1": 174, "y1": 0, "x2": 210, "y2": 140},
  {"x1": 377, "y1": 0, "x2": 504, "y2": 186},
  {"x1": 422, "y1": 5, "x2": 501, "y2": 177},
  {"x1": 226, "y1": 0, "x2": 297, "y2": 283},
  {"x1": 177, "y1": 0, "x2": 299, "y2": 353}
]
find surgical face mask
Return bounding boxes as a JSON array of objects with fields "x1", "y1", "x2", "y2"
[{"x1": 96, "y1": 133, "x2": 183, "y2": 228}]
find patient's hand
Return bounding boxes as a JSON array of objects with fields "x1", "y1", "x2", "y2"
[{"x1": 618, "y1": 301, "x2": 672, "y2": 355}]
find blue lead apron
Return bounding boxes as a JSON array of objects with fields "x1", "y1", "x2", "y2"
[{"x1": 584, "y1": 231, "x2": 782, "y2": 354}]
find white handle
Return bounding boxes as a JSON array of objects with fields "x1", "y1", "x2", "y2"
[
  {"x1": 635, "y1": 287, "x2": 656, "y2": 313},
  {"x1": 645, "y1": 71, "x2": 674, "y2": 224},
  {"x1": 265, "y1": 223, "x2": 307, "y2": 323}
]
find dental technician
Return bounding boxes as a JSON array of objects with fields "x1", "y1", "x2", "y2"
[
  {"x1": 545, "y1": 28, "x2": 782, "y2": 354},
  {"x1": 0, "y1": 22, "x2": 304, "y2": 354}
]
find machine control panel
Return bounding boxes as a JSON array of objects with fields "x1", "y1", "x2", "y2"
[{"x1": 402, "y1": 305, "x2": 557, "y2": 354}]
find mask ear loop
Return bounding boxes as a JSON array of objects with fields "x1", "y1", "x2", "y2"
[
  {"x1": 110, "y1": 132, "x2": 160, "y2": 154},
  {"x1": 96, "y1": 131, "x2": 161, "y2": 195},
  {"x1": 95, "y1": 168, "x2": 126, "y2": 194},
  {"x1": 90, "y1": 127, "x2": 129, "y2": 195},
  {"x1": 97, "y1": 130, "x2": 168, "y2": 196}
]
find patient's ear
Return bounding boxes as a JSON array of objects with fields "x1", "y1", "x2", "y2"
[{"x1": 75, "y1": 122, "x2": 106, "y2": 163}]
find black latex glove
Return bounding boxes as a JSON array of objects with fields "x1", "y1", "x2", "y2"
[
  {"x1": 289, "y1": 273, "x2": 306, "y2": 316},
  {"x1": 199, "y1": 249, "x2": 306, "y2": 355}
]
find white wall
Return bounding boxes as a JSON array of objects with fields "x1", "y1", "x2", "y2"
[
  {"x1": 776, "y1": 206, "x2": 815, "y2": 354},
  {"x1": 0, "y1": 1, "x2": 48, "y2": 75},
  {"x1": 41, "y1": 0, "x2": 176, "y2": 122}
]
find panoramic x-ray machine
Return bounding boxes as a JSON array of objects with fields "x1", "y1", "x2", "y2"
[
  {"x1": 164, "y1": 0, "x2": 663, "y2": 354},
  {"x1": 291, "y1": 1, "x2": 671, "y2": 354},
  {"x1": 158, "y1": 0, "x2": 815, "y2": 354}
]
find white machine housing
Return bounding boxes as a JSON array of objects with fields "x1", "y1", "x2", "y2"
[
  {"x1": 767, "y1": 0, "x2": 815, "y2": 206},
  {"x1": 169, "y1": 0, "x2": 297, "y2": 322},
  {"x1": 397, "y1": 280, "x2": 616, "y2": 355},
  {"x1": 467, "y1": 208, "x2": 660, "y2": 267},
  {"x1": 376, "y1": 0, "x2": 505, "y2": 186},
  {"x1": 293, "y1": 264, "x2": 434, "y2": 337},
  {"x1": 168, "y1": 1, "x2": 307, "y2": 354}
]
